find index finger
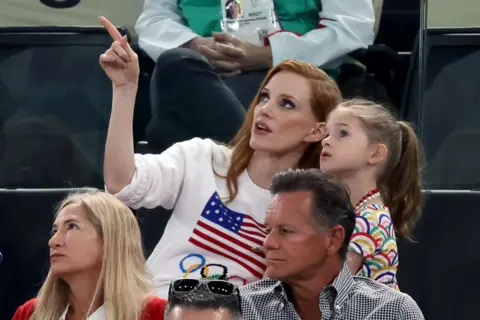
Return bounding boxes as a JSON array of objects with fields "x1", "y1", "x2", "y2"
[{"x1": 99, "y1": 16, "x2": 123, "y2": 42}]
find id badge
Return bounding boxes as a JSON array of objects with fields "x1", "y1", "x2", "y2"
[{"x1": 220, "y1": 0, "x2": 280, "y2": 46}]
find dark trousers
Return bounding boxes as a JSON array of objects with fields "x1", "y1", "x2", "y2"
[{"x1": 146, "y1": 48, "x2": 267, "y2": 153}]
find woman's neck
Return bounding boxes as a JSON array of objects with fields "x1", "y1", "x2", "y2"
[
  {"x1": 247, "y1": 150, "x2": 304, "y2": 189},
  {"x1": 65, "y1": 271, "x2": 102, "y2": 319}
]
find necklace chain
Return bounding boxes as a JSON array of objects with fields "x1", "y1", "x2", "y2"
[{"x1": 355, "y1": 188, "x2": 381, "y2": 211}]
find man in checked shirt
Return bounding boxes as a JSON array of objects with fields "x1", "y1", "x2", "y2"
[{"x1": 239, "y1": 169, "x2": 424, "y2": 320}]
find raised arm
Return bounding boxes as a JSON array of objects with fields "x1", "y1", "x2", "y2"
[
  {"x1": 99, "y1": 16, "x2": 139, "y2": 195},
  {"x1": 100, "y1": 17, "x2": 207, "y2": 210},
  {"x1": 265, "y1": 0, "x2": 375, "y2": 67}
]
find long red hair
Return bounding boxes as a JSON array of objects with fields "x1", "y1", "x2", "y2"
[{"x1": 224, "y1": 59, "x2": 342, "y2": 202}]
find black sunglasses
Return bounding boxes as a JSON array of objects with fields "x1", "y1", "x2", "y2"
[{"x1": 169, "y1": 279, "x2": 238, "y2": 297}]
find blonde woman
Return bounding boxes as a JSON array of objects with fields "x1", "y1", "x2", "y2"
[{"x1": 12, "y1": 190, "x2": 166, "y2": 320}]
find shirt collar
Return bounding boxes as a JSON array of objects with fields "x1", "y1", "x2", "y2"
[
  {"x1": 329, "y1": 263, "x2": 355, "y2": 307},
  {"x1": 274, "y1": 263, "x2": 354, "y2": 308}
]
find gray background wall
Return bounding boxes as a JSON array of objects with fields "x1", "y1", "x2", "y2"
[{"x1": 0, "y1": 0, "x2": 479, "y2": 37}]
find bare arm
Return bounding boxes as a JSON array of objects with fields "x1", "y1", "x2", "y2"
[
  {"x1": 104, "y1": 85, "x2": 137, "y2": 194},
  {"x1": 98, "y1": 16, "x2": 141, "y2": 194},
  {"x1": 99, "y1": 16, "x2": 200, "y2": 209}
]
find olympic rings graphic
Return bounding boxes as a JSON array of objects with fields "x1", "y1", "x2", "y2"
[
  {"x1": 179, "y1": 253, "x2": 206, "y2": 278},
  {"x1": 227, "y1": 275, "x2": 248, "y2": 286},
  {"x1": 200, "y1": 263, "x2": 228, "y2": 280}
]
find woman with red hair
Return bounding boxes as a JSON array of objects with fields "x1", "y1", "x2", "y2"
[{"x1": 99, "y1": 16, "x2": 342, "y2": 298}]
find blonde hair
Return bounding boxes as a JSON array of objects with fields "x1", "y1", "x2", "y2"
[
  {"x1": 30, "y1": 190, "x2": 153, "y2": 320},
  {"x1": 225, "y1": 59, "x2": 342, "y2": 202},
  {"x1": 335, "y1": 99, "x2": 423, "y2": 239}
]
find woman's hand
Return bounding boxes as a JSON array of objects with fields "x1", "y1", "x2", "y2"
[{"x1": 98, "y1": 16, "x2": 139, "y2": 89}]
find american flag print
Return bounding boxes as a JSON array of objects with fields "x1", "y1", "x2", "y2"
[{"x1": 188, "y1": 192, "x2": 267, "y2": 279}]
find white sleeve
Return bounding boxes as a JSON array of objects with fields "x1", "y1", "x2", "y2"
[
  {"x1": 135, "y1": 0, "x2": 199, "y2": 61},
  {"x1": 112, "y1": 138, "x2": 208, "y2": 210},
  {"x1": 266, "y1": 0, "x2": 375, "y2": 67}
]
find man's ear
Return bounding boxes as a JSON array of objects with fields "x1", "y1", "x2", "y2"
[
  {"x1": 304, "y1": 122, "x2": 326, "y2": 143},
  {"x1": 326, "y1": 225, "x2": 345, "y2": 257}
]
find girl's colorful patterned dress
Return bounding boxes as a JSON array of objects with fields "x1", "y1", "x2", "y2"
[{"x1": 349, "y1": 204, "x2": 399, "y2": 290}]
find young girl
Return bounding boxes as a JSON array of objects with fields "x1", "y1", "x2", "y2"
[
  {"x1": 98, "y1": 16, "x2": 342, "y2": 298},
  {"x1": 320, "y1": 98, "x2": 422, "y2": 289}
]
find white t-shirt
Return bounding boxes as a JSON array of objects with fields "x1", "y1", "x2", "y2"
[{"x1": 114, "y1": 138, "x2": 272, "y2": 298}]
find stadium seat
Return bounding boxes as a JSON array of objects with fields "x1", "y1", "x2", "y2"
[
  {"x1": 0, "y1": 26, "x2": 131, "y2": 188},
  {"x1": 402, "y1": 28, "x2": 480, "y2": 189},
  {"x1": 397, "y1": 190, "x2": 480, "y2": 320},
  {"x1": 345, "y1": 0, "x2": 417, "y2": 109},
  {"x1": 375, "y1": 0, "x2": 420, "y2": 52}
]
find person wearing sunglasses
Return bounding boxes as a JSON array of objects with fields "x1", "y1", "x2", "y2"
[
  {"x1": 165, "y1": 279, "x2": 242, "y2": 319},
  {"x1": 239, "y1": 169, "x2": 424, "y2": 320}
]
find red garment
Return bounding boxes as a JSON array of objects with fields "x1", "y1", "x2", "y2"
[{"x1": 12, "y1": 296, "x2": 167, "y2": 320}]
